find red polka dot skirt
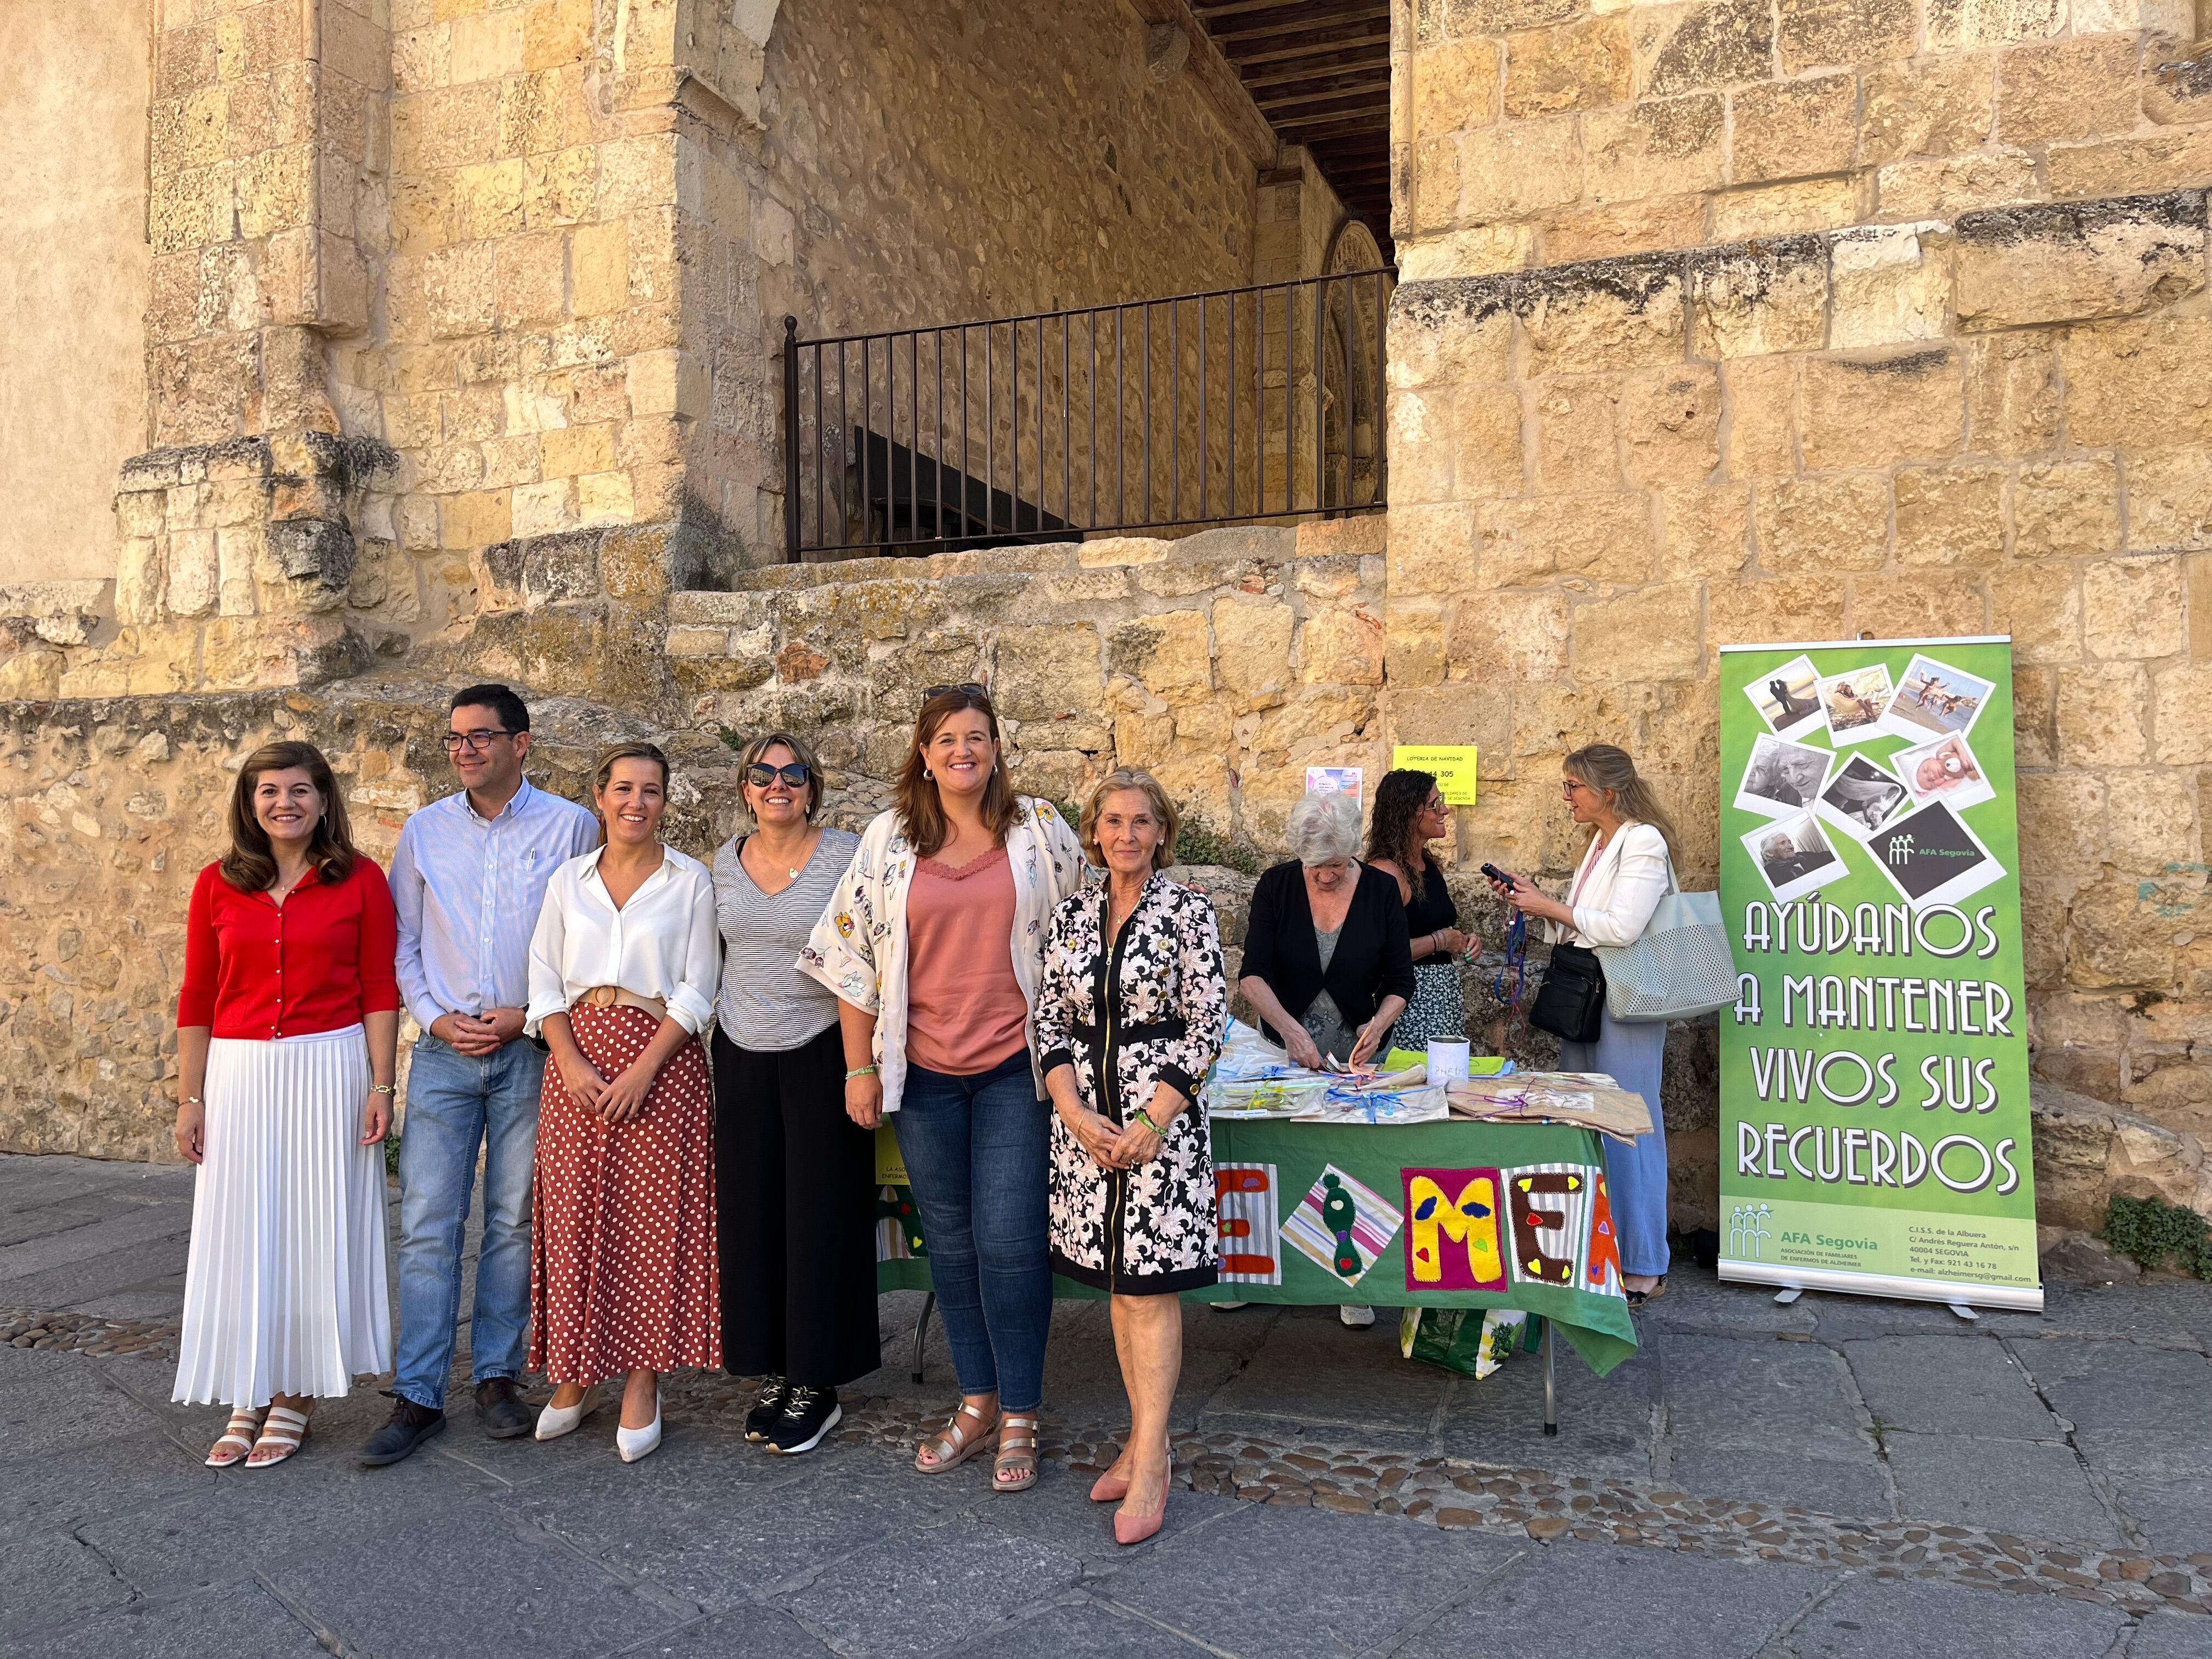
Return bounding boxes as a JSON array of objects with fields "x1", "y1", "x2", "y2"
[{"x1": 530, "y1": 1003, "x2": 722, "y2": 1384}]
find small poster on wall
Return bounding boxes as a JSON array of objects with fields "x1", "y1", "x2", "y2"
[
  {"x1": 1391, "y1": 745, "x2": 1480, "y2": 806},
  {"x1": 1305, "y1": 766, "x2": 1363, "y2": 806}
]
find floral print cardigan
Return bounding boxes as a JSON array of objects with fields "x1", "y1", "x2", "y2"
[
  {"x1": 796, "y1": 797, "x2": 1087, "y2": 1114},
  {"x1": 1035, "y1": 873, "x2": 1230, "y2": 1293}
]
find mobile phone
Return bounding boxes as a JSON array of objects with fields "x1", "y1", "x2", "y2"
[{"x1": 1480, "y1": 862, "x2": 1514, "y2": 887}]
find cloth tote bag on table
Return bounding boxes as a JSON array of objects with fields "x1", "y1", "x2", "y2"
[{"x1": 1594, "y1": 855, "x2": 1734, "y2": 1022}]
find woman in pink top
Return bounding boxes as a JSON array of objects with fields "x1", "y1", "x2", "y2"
[{"x1": 802, "y1": 686, "x2": 1086, "y2": 1493}]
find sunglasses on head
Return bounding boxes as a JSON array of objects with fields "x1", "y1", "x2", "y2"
[
  {"x1": 923, "y1": 682, "x2": 988, "y2": 701},
  {"x1": 745, "y1": 762, "x2": 812, "y2": 788}
]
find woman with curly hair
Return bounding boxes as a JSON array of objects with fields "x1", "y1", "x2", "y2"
[{"x1": 1364, "y1": 769, "x2": 1475, "y2": 1053}]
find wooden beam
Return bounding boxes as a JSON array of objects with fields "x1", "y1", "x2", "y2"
[
  {"x1": 1255, "y1": 75, "x2": 1392, "y2": 111},
  {"x1": 1216, "y1": 23, "x2": 1391, "y2": 66}
]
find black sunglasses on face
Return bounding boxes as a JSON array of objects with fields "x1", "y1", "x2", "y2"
[
  {"x1": 746, "y1": 762, "x2": 812, "y2": 788},
  {"x1": 922, "y1": 682, "x2": 988, "y2": 701}
]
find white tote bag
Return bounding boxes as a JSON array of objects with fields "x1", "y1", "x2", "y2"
[{"x1": 1593, "y1": 856, "x2": 1735, "y2": 1022}]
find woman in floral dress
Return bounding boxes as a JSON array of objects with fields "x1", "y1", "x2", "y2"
[{"x1": 1036, "y1": 769, "x2": 1228, "y2": 1545}]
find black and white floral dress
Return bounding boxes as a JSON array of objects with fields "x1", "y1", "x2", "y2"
[{"x1": 1036, "y1": 874, "x2": 1229, "y2": 1295}]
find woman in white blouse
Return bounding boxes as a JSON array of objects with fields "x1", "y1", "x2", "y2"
[
  {"x1": 1485, "y1": 743, "x2": 1678, "y2": 1306},
  {"x1": 524, "y1": 742, "x2": 721, "y2": 1462}
]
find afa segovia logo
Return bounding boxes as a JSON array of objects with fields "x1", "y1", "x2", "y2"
[{"x1": 1886, "y1": 833, "x2": 1915, "y2": 865}]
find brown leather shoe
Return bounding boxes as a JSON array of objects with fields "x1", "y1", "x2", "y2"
[{"x1": 476, "y1": 1377, "x2": 533, "y2": 1440}]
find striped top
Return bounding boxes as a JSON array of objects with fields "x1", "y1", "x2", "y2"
[
  {"x1": 388, "y1": 777, "x2": 600, "y2": 1032},
  {"x1": 712, "y1": 826, "x2": 859, "y2": 1052}
]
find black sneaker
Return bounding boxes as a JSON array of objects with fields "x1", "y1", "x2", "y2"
[
  {"x1": 765, "y1": 1386, "x2": 841, "y2": 1455},
  {"x1": 360, "y1": 1393, "x2": 447, "y2": 1466},
  {"x1": 744, "y1": 1375, "x2": 789, "y2": 1443}
]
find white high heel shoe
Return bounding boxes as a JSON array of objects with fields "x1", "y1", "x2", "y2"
[
  {"x1": 616, "y1": 1383, "x2": 662, "y2": 1464},
  {"x1": 534, "y1": 1385, "x2": 603, "y2": 1442}
]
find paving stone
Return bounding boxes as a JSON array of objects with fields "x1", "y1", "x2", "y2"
[
  {"x1": 1842, "y1": 1335, "x2": 2057, "y2": 1439},
  {"x1": 2128, "y1": 1610, "x2": 2212, "y2": 1658},
  {"x1": 2034, "y1": 1346, "x2": 2212, "y2": 1474},
  {"x1": 626, "y1": 1606, "x2": 839, "y2": 1657},
  {"x1": 1, "y1": 1430, "x2": 214, "y2": 1542},
  {"x1": 13, "y1": 1579, "x2": 329, "y2": 1659},
  {"x1": 1437, "y1": 1338, "x2": 1657, "y2": 1481},
  {"x1": 81, "y1": 1477, "x2": 674, "y2": 1659},
  {"x1": 2099, "y1": 1470, "x2": 2212, "y2": 1558},
  {"x1": 1804, "y1": 1291, "x2": 2050, "y2": 1342},
  {"x1": 1661, "y1": 1444, "x2": 1893, "y2": 1519},
  {"x1": 1640, "y1": 1267, "x2": 1819, "y2": 1335},
  {"x1": 1198, "y1": 1310, "x2": 1449, "y2": 1436},
  {"x1": 1105, "y1": 1499, "x2": 1523, "y2": 1657},
  {"x1": 0, "y1": 1240, "x2": 190, "y2": 1316},
  {"x1": 0, "y1": 1527, "x2": 139, "y2": 1622},
  {"x1": 1396, "y1": 1539, "x2": 1824, "y2": 1658},
  {"x1": 1661, "y1": 1335, "x2": 1879, "y2": 1463},
  {"x1": 1884, "y1": 1433, "x2": 2124, "y2": 1546},
  {"x1": 0, "y1": 1204, "x2": 108, "y2": 1249},
  {"x1": 0, "y1": 1346, "x2": 165, "y2": 1458},
  {"x1": 1768, "y1": 1571, "x2": 2133, "y2": 1657},
  {"x1": 783, "y1": 1516, "x2": 1084, "y2": 1658},
  {"x1": 514, "y1": 1460, "x2": 960, "y2": 1610},
  {"x1": 968, "y1": 1464, "x2": 1239, "y2": 1565},
  {"x1": 0, "y1": 1205, "x2": 198, "y2": 1283},
  {"x1": 960, "y1": 1599, "x2": 1222, "y2": 1656}
]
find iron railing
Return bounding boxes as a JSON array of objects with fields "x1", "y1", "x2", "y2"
[{"x1": 781, "y1": 270, "x2": 1391, "y2": 561}]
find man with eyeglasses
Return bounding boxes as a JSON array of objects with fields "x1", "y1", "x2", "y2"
[{"x1": 364, "y1": 684, "x2": 597, "y2": 1465}]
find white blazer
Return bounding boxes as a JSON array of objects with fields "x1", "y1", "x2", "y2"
[
  {"x1": 797, "y1": 797, "x2": 1088, "y2": 1114},
  {"x1": 1545, "y1": 822, "x2": 1672, "y2": 949}
]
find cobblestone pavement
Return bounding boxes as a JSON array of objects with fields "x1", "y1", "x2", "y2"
[{"x1": 5, "y1": 1154, "x2": 2210, "y2": 1658}]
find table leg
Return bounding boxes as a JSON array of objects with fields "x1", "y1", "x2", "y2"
[
  {"x1": 912, "y1": 1290, "x2": 935, "y2": 1384},
  {"x1": 1542, "y1": 1321, "x2": 1557, "y2": 1437}
]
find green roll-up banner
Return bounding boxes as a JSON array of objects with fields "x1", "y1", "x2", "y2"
[{"x1": 1717, "y1": 637, "x2": 2041, "y2": 1311}]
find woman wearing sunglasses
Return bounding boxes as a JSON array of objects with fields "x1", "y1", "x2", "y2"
[
  {"x1": 709, "y1": 733, "x2": 871, "y2": 1456},
  {"x1": 801, "y1": 684, "x2": 1087, "y2": 1494}
]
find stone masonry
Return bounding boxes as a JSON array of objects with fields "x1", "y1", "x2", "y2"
[{"x1": 0, "y1": 0, "x2": 2209, "y2": 1243}]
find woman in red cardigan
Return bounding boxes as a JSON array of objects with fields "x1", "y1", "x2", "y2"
[{"x1": 172, "y1": 741, "x2": 402, "y2": 1468}]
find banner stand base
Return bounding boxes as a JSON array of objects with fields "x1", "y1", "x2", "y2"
[
  {"x1": 1948, "y1": 1301, "x2": 1980, "y2": 1322},
  {"x1": 1773, "y1": 1286, "x2": 1803, "y2": 1305},
  {"x1": 1722, "y1": 1259, "x2": 2044, "y2": 1313}
]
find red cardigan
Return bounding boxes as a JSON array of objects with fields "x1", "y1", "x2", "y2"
[{"x1": 176, "y1": 857, "x2": 402, "y2": 1040}]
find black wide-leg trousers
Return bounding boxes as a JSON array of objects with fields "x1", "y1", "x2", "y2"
[{"x1": 710, "y1": 1023, "x2": 883, "y2": 1389}]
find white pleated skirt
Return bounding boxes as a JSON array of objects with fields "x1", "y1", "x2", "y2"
[{"x1": 172, "y1": 1024, "x2": 392, "y2": 1407}]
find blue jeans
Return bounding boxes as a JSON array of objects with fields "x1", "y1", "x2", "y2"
[
  {"x1": 393, "y1": 1034, "x2": 546, "y2": 1409},
  {"x1": 893, "y1": 1051, "x2": 1052, "y2": 1413},
  {"x1": 1564, "y1": 1012, "x2": 1671, "y2": 1279}
]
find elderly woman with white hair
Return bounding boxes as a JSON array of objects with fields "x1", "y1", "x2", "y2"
[
  {"x1": 1235, "y1": 791, "x2": 1415, "y2": 1327},
  {"x1": 1238, "y1": 791, "x2": 1415, "y2": 1074}
]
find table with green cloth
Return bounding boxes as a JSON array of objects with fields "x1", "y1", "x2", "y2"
[{"x1": 873, "y1": 1117, "x2": 1639, "y2": 1419}]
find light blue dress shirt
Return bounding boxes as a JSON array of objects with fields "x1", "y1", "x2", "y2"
[{"x1": 390, "y1": 777, "x2": 600, "y2": 1031}]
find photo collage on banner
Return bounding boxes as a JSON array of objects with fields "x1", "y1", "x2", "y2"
[{"x1": 1718, "y1": 639, "x2": 2040, "y2": 1311}]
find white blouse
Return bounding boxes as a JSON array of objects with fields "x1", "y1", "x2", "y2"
[
  {"x1": 525, "y1": 845, "x2": 720, "y2": 1037},
  {"x1": 1545, "y1": 821, "x2": 1672, "y2": 949}
]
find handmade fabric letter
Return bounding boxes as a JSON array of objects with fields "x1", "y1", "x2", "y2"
[
  {"x1": 1582, "y1": 1171, "x2": 1621, "y2": 1295},
  {"x1": 1283, "y1": 1164, "x2": 1403, "y2": 1288},
  {"x1": 1504, "y1": 1164, "x2": 1592, "y2": 1286},
  {"x1": 1216, "y1": 1163, "x2": 1283, "y2": 1284},
  {"x1": 1401, "y1": 1167, "x2": 1505, "y2": 1292}
]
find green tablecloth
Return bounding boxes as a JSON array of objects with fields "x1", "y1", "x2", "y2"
[{"x1": 876, "y1": 1116, "x2": 1638, "y2": 1376}]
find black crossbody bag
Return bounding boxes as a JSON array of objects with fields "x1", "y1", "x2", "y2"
[
  {"x1": 1528, "y1": 941, "x2": 1606, "y2": 1045},
  {"x1": 1526, "y1": 837, "x2": 1618, "y2": 1045}
]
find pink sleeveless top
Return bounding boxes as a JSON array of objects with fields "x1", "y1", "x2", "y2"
[{"x1": 905, "y1": 845, "x2": 1029, "y2": 1075}]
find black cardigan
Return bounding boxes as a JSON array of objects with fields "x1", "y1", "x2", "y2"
[{"x1": 1238, "y1": 860, "x2": 1417, "y2": 1049}]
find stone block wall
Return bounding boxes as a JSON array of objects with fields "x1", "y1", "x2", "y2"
[
  {"x1": 1387, "y1": 0, "x2": 2212, "y2": 1174},
  {"x1": 1393, "y1": 0, "x2": 2212, "y2": 275}
]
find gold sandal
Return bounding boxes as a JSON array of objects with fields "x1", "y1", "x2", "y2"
[
  {"x1": 206, "y1": 1407, "x2": 267, "y2": 1468},
  {"x1": 914, "y1": 1400, "x2": 997, "y2": 1475},
  {"x1": 992, "y1": 1413, "x2": 1041, "y2": 1494}
]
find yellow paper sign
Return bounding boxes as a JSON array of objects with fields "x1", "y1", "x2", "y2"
[{"x1": 1391, "y1": 744, "x2": 1480, "y2": 806}]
